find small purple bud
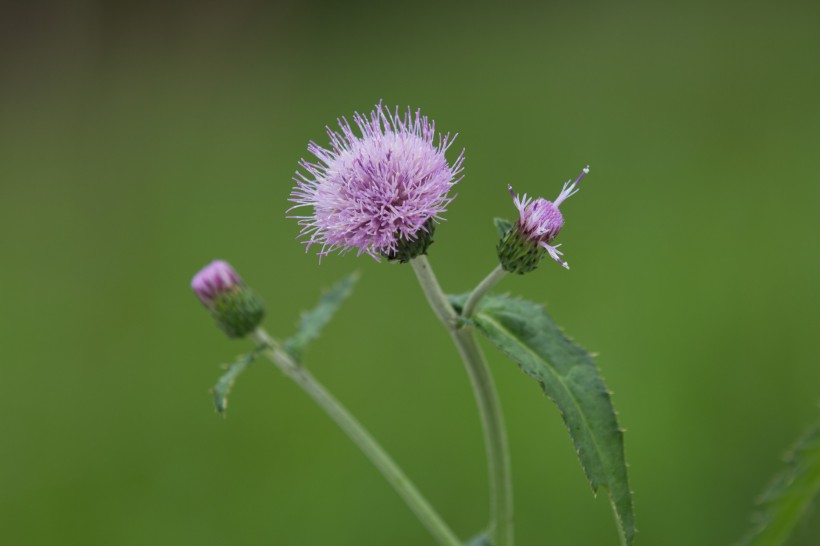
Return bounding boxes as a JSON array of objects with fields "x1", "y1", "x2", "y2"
[
  {"x1": 498, "y1": 166, "x2": 589, "y2": 274},
  {"x1": 191, "y1": 260, "x2": 242, "y2": 307},
  {"x1": 191, "y1": 260, "x2": 264, "y2": 338}
]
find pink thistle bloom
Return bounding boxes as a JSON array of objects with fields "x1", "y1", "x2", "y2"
[
  {"x1": 502, "y1": 166, "x2": 589, "y2": 272},
  {"x1": 191, "y1": 260, "x2": 242, "y2": 307},
  {"x1": 288, "y1": 102, "x2": 465, "y2": 260}
]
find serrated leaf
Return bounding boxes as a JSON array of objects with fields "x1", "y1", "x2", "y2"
[
  {"x1": 283, "y1": 272, "x2": 359, "y2": 362},
  {"x1": 212, "y1": 348, "x2": 264, "y2": 415},
  {"x1": 451, "y1": 293, "x2": 634, "y2": 546},
  {"x1": 494, "y1": 217, "x2": 512, "y2": 237},
  {"x1": 464, "y1": 532, "x2": 490, "y2": 546},
  {"x1": 739, "y1": 416, "x2": 820, "y2": 546}
]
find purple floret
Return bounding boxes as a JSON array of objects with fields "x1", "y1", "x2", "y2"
[
  {"x1": 191, "y1": 260, "x2": 242, "y2": 306},
  {"x1": 508, "y1": 166, "x2": 589, "y2": 270},
  {"x1": 289, "y1": 102, "x2": 464, "y2": 260}
]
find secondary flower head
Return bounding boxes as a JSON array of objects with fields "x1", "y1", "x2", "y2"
[
  {"x1": 289, "y1": 102, "x2": 464, "y2": 262},
  {"x1": 192, "y1": 260, "x2": 242, "y2": 307},
  {"x1": 498, "y1": 166, "x2": 589, "y2": 274},
  {"x1": 191, "y1": 260, "x2": 265, "y2": 338}
]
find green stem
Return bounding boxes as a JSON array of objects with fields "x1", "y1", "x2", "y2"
[
  {"x1": 410, "y1": 256, "x2": 514, "y2": 546},
  {"x1": 462, "y1": 265, "x2": 507, "y2": 320},
  {"x1": 252, "y1": 328, "x2": 462, "y2": 546}
]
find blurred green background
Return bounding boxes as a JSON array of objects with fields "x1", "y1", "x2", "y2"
[{"x1": 2, "y1": 1, "x2": 820, "y2": 545}]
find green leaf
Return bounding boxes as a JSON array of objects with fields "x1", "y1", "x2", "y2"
[
  {"x1": 451, "y1": 293, "x2": 635, "y2": 546},
  {"x1": 739, "y1": 416, "x2": 820, "y2": 546},
  {"x1": 283, "y1": 272, "x2": 359, "y2": 362},
  {"x1": 212, "y1": 347, "x2": 265, "y2": 415},
  {"x1": 494, "y1": 217, "x2": 512, "y2": 237},
  {"x1": 464, "y1": 532, "x2": 490, "y2": 546}
]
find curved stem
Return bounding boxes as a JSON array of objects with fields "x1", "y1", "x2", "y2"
[
  {"x1": 410, "y1": 256, "x2": 514, "y2": 546},
  {"x1": 252, "y1": 328, "x2": 462, "y2": 546},
  {"x1": 462, "y1": 265, "x2": 507, "y2": 319}
]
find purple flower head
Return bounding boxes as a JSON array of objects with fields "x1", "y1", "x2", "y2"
[
  {"x1": 191, "y1": 260, "x2": 242, "y2": 307},
  {"x1": 288, "y1": 102, "x2": 465, "y2": 261},
  {"x1": 501, "y1": 166, "x2": 589, "y2": 272}
]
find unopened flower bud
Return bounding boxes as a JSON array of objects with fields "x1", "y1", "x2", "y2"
[
  {"x1": 498, "y1": 166, "x2": 589, "y2": 274},
  {"x1": 191, "y1": 260, "x2": 265, "y2": 338}
]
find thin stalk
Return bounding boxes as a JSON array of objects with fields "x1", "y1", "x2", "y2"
[
  {"x1": 252, "y1": 328, "x2": 462, "y2": 546},
  {"x1": 462, "y1": 265, "x2": 507, "y2": 319},
  {"x1": 410, "y1": 256, "x2": 514, "y2": 546}
]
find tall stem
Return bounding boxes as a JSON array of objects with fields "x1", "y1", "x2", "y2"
[
  {"x1": 252, "y1": 328, "x2": 462, "y2": 546},
  {"x1": 410, "y1": 256, "x2": 514, "y2": 546}
]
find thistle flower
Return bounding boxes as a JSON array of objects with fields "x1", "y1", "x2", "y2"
[
  {"x1": 289, "y1": 102, "x2": 464, "y2": 262},
  {"x1": 498, "y1": 166, "x2": 589, "y2": 274},
  {"x1": 191, "y1": 260, "x2": 265, "y2": 338}
]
